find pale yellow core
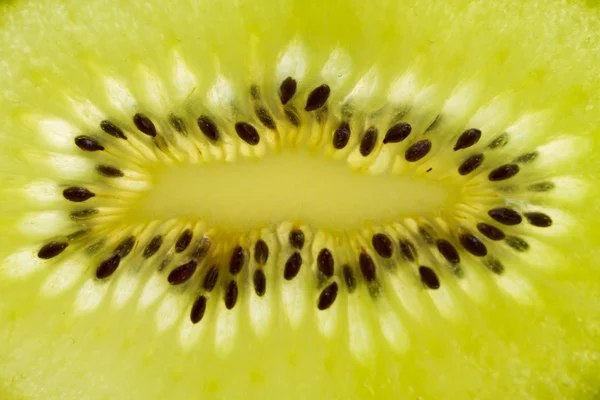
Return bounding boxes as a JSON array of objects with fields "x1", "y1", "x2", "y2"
[{"x1": 130, "y1": 151, "x2": 458, "y2": 230}]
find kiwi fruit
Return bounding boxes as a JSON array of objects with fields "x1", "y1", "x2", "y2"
[{"x1": 1, "y1": 0, "x2": 600, "y2": 399}]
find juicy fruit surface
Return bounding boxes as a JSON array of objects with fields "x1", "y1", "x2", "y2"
[{"x1": 1, "y1": 0, "x2": 600, "y2": 399}]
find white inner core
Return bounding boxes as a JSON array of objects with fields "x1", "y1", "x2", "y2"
[{"x1": 131, "y1": 151, "x2": 454, "y2": 230}]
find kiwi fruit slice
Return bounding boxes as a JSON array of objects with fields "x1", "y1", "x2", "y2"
[{"x1": 1, "y1": 0, "x2": 600, "y2": 399}]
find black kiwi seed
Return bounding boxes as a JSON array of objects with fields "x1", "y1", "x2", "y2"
[
  {"x1": 488, "y1": 207, "x2": 522, "y2": 226},
  {"x1": 454, "y1": 128, "x2": 482, "y2": 151},
  {"x1": 197, "y1": 116, "x2": 220, "y2": 141},
  {"x1": 224, "y1": 280, "x2": 238, "y2": 310},
  {"x1": 38, "y1": 241, "x2": 69, "y2": 259},
  {"x1": 342, "y1": 265, "x2": 357, "y2": 293},
  {"x1": 305, "y1": 84, "x2": 331, "y2": 112},
  {"x1": 488, "y1": 164, "x2": 520, "y2": 181},
  {"x1": 202, "y1": 265, "x2": 220, "y2": 291},
  {"x1": 143, "y1": 235, "x2": 163, "y2": 258},
  {"x1": 487, "y1": 133, "x2": 508, "y2": 149},
  {"x1": 513, "y1": 152, "x2": 538, "y2": 164},
  {"x1": 229, "y1": 246, "x2": 245, "y2": 275},
  {"x1": 284, "y1": 252, "x2": 302, "y2": 280},
  {"x1": 70, "y1": 208, "x2": 98, "y2": 220},
  {"x1": 524, "y1": 212, "x2": 553, "y2": 227},
  {"x1": 284, "y1": 107, "x2": 301, "y2": 127},
  {"x1": 405, "y1": 140, "x2": 432, "y2": 162},
  {"x1": 95, "y1": 254, "x2": 121, "y2": 279},
  {"x1": 359, "y1": 127, "x2": 378, "y2": 156},
  {"x1": 279, "y1": 77, "x2": 297, "y2": 105},
  {"x1": 133, "y1": 113, "x2": 157, "y2": 137},
  {"x1": 190, "y1": 295, "x2": 207, "y2": 324},
  {"x1": 63, "y1": 187, "x2": 95, "y2": 202},
  {"x1": 459, "y1": 234, "x2": 487, "y2": 257},
  {"x1": 419, "y1": 266, "x2": 440, "y2": 289},
  {"x1": 235, "y1": 122, "x2": 260, "y2": 145},
  {"x1": 175, "y1": 229, "x2": 193, "y2": 253},
  {"x1": 527, "y1": 181, "x2": 555, "y2": 192},
  {"x1": 458, "y1": 154, "x2": 484, "y2": 175},
  {"x1": 96, "y1": 165, "x2": 124, "y2": 178},
  {"x1": 317, "y1": 282, "x2": 339, "y2": 310},
  {"x1": 372, "y1": 233, "x2": 393, "y2": 258},
  {"x1": 288, "y1": 229, "x2": 305, "y2": 250},
  {"x1": 332, "y1": 122, "x2": 351, "y2": 149},
  {"x1": 399, "y1": 240, "x2": 417, "y2": 262},
  {"x1": 254, "y1": 106, "x2": 277, "y2": 130},
  {"x1": 436, "y1": 239, "x2": 460, "y2": 264},
  {"x1": 75, "y1": 135, "x2": 104, "y2": 151},
  {"x1": 167, "y1": 260, "x2": 198, "y2": 285},
  {"x1": 253, "y1": 269, "x2": 266, "y2": 296},
  {"x1": 114, "y1": 236, "x2": 136, "y2": 258},
  {"x1": 383, "y1": 122, "x2": 412, "y2": 144},
  {"x1": 100, "y1": 120, "x2": 127, "y2": 140},
  {"x1": 359, "y1": 253, "x2": 376, "y2": 282},
  {"x1": 254, "y1": 240, "x2": 269, "y2": 265},
  {"x1": 476, "y1": 223, "x2": 506, "y2": 241},
  {"x1": 485, "y1": 257, "x2": 505, "y2": 274},
  {"x1": 317, "y1": 248, "x2": 335, "y2": 278},
  {"x1": 505, "y1": 236, "x2": 530, "y2": 252}
]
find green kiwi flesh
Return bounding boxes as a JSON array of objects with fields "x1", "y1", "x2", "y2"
[{"x1": 0, "y1": 0, "x2": 600, "y2": 399}]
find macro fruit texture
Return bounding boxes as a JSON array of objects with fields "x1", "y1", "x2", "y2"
[{"x1": 0, "y1": 0, "x2": 600, "y2": 399}]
